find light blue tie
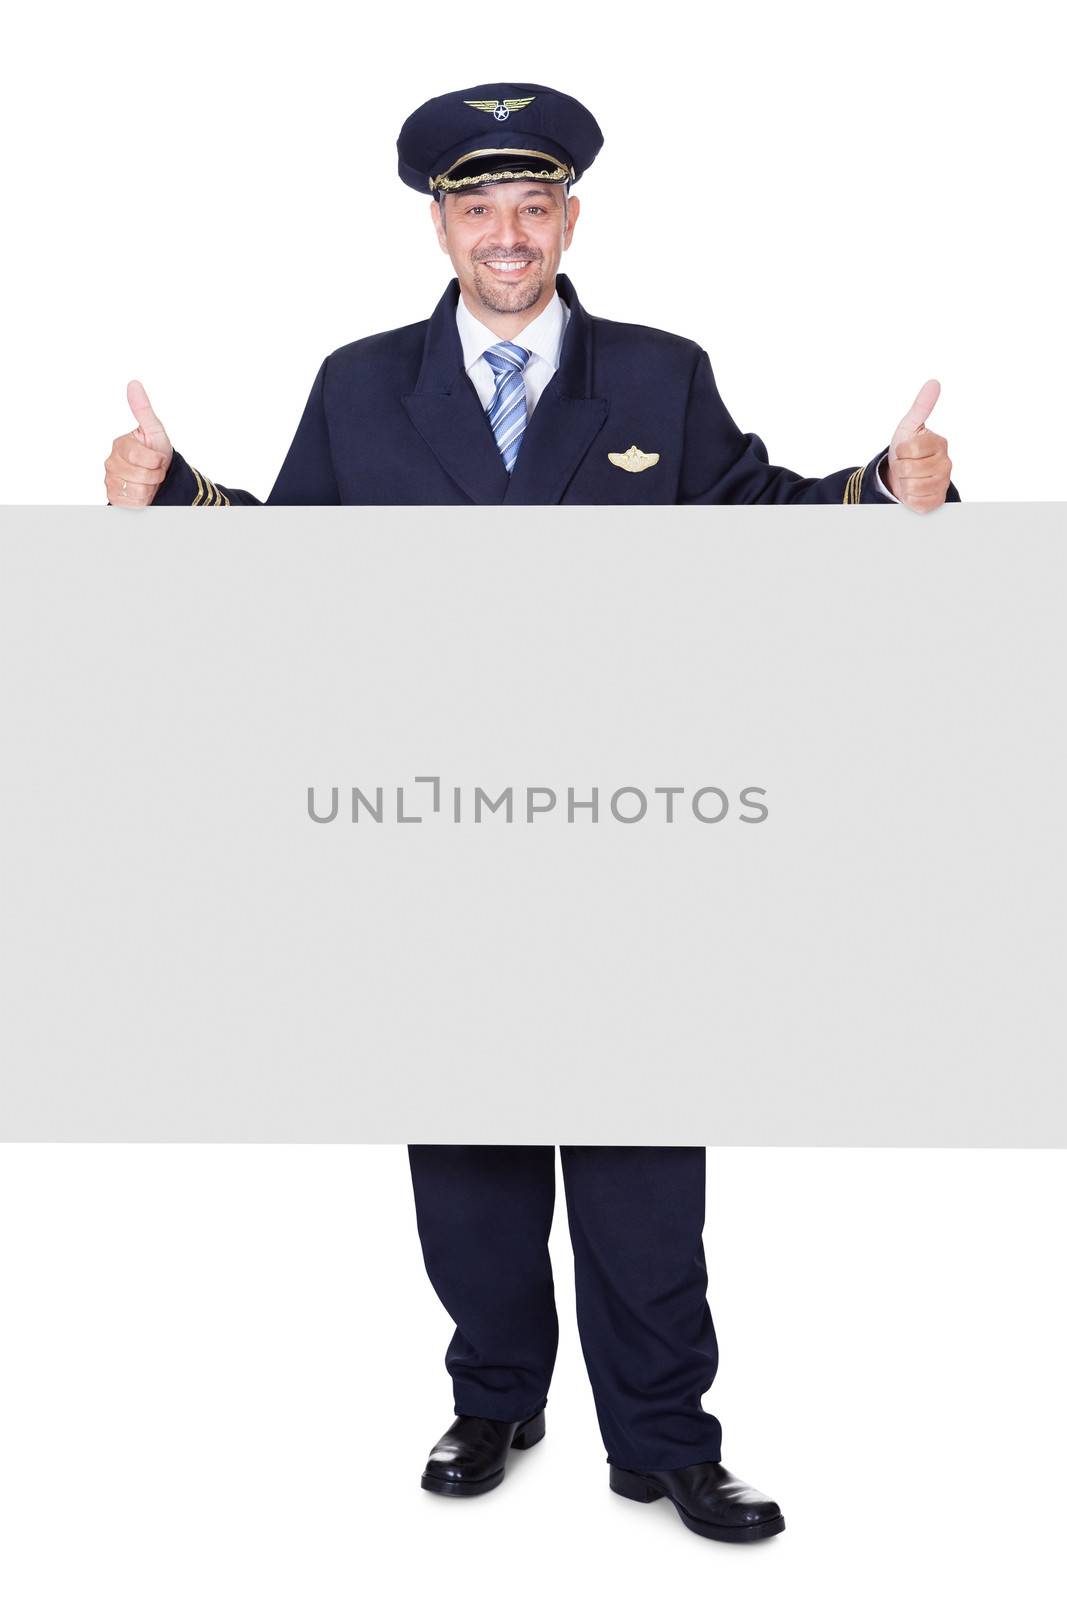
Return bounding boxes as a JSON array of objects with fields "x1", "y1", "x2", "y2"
[{"x1": 483, "y1": 341, "x2": 532, "y2": 473}]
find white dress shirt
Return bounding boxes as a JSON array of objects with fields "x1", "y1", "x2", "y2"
[
  {"x1": 872, "y1": 453, "x2": 898, "y2": 499},
  {"x1": 454, "y1": 288, "x2": 897, "y2": 499},
  {"x1": 456, "y1": 290, "x2": 570, "y2": 419}
]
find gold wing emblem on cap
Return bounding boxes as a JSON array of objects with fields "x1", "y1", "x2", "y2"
[
  {"x1": 608, "y1": 445, "x2": 660, "y2": 473},
  {"x1": 464, "y1": 96, "x2": 536, "y2": 118}
]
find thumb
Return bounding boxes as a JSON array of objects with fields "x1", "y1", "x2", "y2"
[
  {"x1": 127, "y1": 379, "x2": 170, "y2": 449},
  {"x1": 893, "y1": 377, "x2": 941, "y2": 441}
]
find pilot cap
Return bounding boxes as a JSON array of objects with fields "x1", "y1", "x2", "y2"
[{"x1": 397, "y1": 83, "x2": 604, "y2": 195}]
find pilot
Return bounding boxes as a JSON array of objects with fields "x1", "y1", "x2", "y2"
[{"x1": 103, "y1": 82, "x2": 959, "y2": 1543}]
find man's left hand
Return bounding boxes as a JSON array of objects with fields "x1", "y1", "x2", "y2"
[{"x1": 881, "y1": 379, "x2": 953, "y2": 512}]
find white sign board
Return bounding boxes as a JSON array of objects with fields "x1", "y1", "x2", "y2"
[{"x1": 1, "y1": 505, "x2": 1063, "y2": 1144}]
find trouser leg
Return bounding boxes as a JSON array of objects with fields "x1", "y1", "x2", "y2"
[
  {"x1": 407, "y1": 1144, "x2": 558, "y2": 1421},
  {"x1": 559, "y1": 1144, "x2": 723, "y2": 1469}
]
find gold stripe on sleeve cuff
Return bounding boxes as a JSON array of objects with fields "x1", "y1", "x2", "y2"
[
  {"x1": 190, "y1": 468, "x2": 230, "y2": 506},
  {"x1": 843, "y1": 465, "x2": 865, "y2": 505}
]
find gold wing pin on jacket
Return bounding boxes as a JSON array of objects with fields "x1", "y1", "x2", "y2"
[{"x1": 608, "y1": 445, "x2": 660, "y2": 473}]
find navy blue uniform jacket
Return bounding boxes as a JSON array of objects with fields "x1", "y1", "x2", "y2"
[{"x1": 152, "y1": 273, "x2": 961, "y2": 508}]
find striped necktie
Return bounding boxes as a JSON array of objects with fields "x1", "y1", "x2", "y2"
[{"x1": 483, "y1": 341, "x2": 532, "y2": 473}]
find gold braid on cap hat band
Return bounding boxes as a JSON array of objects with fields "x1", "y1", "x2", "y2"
[{"x1": 430, "y1": 148, "x2": 575, "y2": 192}]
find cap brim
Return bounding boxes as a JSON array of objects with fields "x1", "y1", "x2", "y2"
[{"x1": 431, "y1": 149, "x2": 574, "y2": 193}]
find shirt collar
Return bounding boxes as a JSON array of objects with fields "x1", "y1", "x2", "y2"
[{"x1": 455, "y1": 287, "x2": 570, "y2": 375}]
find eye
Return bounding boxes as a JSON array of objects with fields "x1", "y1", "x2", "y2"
[
  {"x1": 525, "y1": 206, "x2": 546, "y2": 215},
  {"x1": 466, "y1": 206, "x2": 487, "y2": 216}
]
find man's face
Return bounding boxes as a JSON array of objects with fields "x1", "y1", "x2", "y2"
[{"x1": 430, "y1": 181, "x2": 580, "y2": 318}]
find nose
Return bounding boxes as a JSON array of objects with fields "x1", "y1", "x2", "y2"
[{"x1": 491, "y1": 210, "x2": 535, "y2": 250}]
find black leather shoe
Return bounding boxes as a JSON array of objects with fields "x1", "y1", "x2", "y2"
[
  {"x1": 421, "y1": 1410, "x2": 546, "y2": 1497},
  {"x1": 610, "y1": 1461, "x2": 785, "y2": 1541}
]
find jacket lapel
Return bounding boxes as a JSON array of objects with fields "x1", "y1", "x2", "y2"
[
  {"x1": 401, "y1": 279, "x2": 510, "y2": 505},
  {"x1": 505, "y1": 274, "x2": 609, "y2": 505},
  {"x1": 403, "y1": 273, "x2": 609, "y2": 507}
]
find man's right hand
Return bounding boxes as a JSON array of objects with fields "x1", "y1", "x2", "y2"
[{"x1": 104, "y1": 380, "x2": 174, "y2": 507}]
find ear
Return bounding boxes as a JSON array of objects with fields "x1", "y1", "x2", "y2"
[
  {"x1": 562, "y1": 192, "x2": 580, "y2": 251},
  {"x1": 430, "y1": 197, "x2": 449, "y2": 253}
]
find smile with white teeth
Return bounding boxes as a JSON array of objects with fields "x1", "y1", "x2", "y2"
[{"x1": 482, "y1": 259, "x2": 534, "y2": 272}]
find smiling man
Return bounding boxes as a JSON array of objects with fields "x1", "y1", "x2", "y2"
[
  {"x1": 106, "y1": 83, "x2": 958, "y2": 513},
  {"x1": 102, "y1": 83, "x2": 959, "y2": 1545}
]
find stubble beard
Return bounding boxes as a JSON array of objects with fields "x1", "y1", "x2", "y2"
[{"x1": 470, "y1": 257, "x2": 546, "y2": 315}]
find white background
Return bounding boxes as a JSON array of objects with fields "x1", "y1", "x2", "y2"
[
  {"x1": 3, "y1": 5, "x2": 1065, "y2": 1595},
  {"x1": 2, "y1": 0, "x2": 1062, "y2": 502},
  {"x1": 1, "y1": 1148, "x2": 1064, "y2": 1597}
]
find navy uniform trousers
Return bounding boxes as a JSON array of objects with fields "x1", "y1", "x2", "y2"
[
  {"x1": 407, "y1": 1144, "x2": 721, "y2": 1471},
  {"x1": 147, "y1": 271, "x2": 960, "y2": 1468}
]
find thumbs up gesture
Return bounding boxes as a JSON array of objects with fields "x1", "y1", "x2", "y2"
[
  {"x1": 882, "y1": 379, "x2": 953, "y2": 511},
  {"x1": 104, "y1": 380, "x2": 174, "y2": 507}
]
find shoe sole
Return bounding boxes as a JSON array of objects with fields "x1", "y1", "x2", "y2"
[
  {"x1": 420, "y1": 1411, "x2": 546, "y2": 1498},
  {"x1": 421, "y1": 1467, "x2": 505, "y2": 1497},
  {"x1": 609, "y1": 1464, "x2": 786, "y2": 1542}
]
